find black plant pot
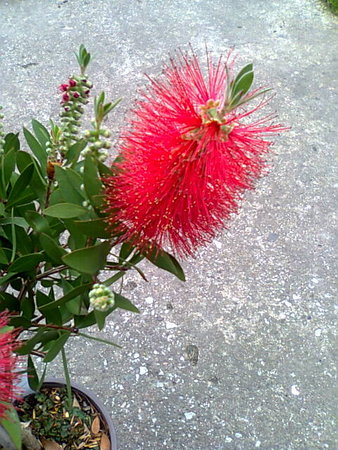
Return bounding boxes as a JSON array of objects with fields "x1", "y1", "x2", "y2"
[{"x1": 20, "y1": 378, "x2": 118, "y2": 450}]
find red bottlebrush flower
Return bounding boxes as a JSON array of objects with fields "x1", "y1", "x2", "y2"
[
  {"x1": 0, "y1": 312, "x2": 20, "y2": 419},
  {"x1": 104, "y1": 50, "x2": 285, "y2": 257},
  {"x1": 59, "y1": 83, "x2": 69, "y2": 92}
]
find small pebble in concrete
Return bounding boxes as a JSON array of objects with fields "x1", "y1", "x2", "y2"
[
  {"x1": 139, "y1": 366, "x2": 148, "y2": 375},
  {"x1": 291, "y1": 385, "x2": 300, "y2": 396},
  {"x1": 165, "y1": 321, "x2": 177, "y2": 329},
  {"x1": 184, "y1": 412, "x2": 196, "y2": 420}
]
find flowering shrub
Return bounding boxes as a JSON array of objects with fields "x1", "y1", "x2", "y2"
[{"x1": 0, "y1": 45, "x2": 283, "y2": 447}]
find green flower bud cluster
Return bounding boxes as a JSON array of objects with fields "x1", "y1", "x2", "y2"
[
  {"x1": 0, "y1": 106, "x2": 5, "y2": 155},
  {"x1": 59, "y1": 76, "x2": 93, "y2": 152},
  {"x1": 82, "y1": 126, "x2": 112, "y2": 162},
  {"x1": 89, "y1": 283, "x2": 115, "y2": 312}
]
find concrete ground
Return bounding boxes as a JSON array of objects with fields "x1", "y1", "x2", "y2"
[{"x1": 0, "y1": 0, "x2": 337, "y2": 449}]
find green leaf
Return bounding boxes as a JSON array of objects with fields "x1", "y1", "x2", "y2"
[
  {"x1": 74, "y1": 218, "x2": 110, "y2": 238},
  {"x1": 0, "y1": 217, "x2": 28, "y2": 228},
  {"x1": 146, "y1": 249, "x2": 185, "y2": 281},
  {"x1": 39, "y1": 232, "x2": 67, "y2": 264},
  {"x1": 0, "y1": 405, "x2": 22, "y2": 450},
  {"x1": 3, "y1": 133, "x2": 20, "y2": 154},
  {"x1": 54, "y1": 165, "x2": 85, "y2": 205},
  {"x1": 94, "y1": 309, "x2": 108, "y2": 330},
  {"x1": 27, "y1": 355, "x2": 39, "y2": 391},
  {"x1": 43, "y1": 331, "x2": 70, "y2": 362},
  {"x1": 74, "y1": 311, "x2": 96, "y2": 328},
  {"x1": 0, "y1": 292, "x2": 20, "y2": 312},
  {"x1": 23, "y1": 127, "x2": 47, "y2": 167},
  {"x1": 15, "y1": 151, "x2": 46, "y2": 200},
  {"x1": 25, "y1": 210, "x2": 51, "y2": 234},
  {"x1": 62, "y1": 240, "x2": 111, "y2": 275},
  {"x1": 119, "y1": 242, "x2": 134, "y2": 261},
  {"x1": 230, "y1": 63, "x2": 254, "y2": 102},
  {"x1": 16, "y1": 327, "x2": 46, "y2": 355},
  {"x1": 36, "y1": 290, "x2": 62, "y2": 325},
  {"x1": 44, "y1": 203, "x2": 88, "y2": 218},
  {"x1": 21, "y1": 295, "x2": 35, "y2": 320},
  {"x1": 32, "y1": 119, "x2": 50, "y2": 148},
  {"x1": 9, "y1": 252, "x2": 44, "y2": 273},
  {"x1": 9, "y1": 316, "x2": 32, "y2": 329},
  {"x1": 114, "y1": 292, "x2": 140, "y2": 313},
  {"x1": 39, "y1": 283, "x2": 92, "y2": 311},
  {"x1": 77, "y1": 331, "x2": 121, "y2": 347},
  {"x1": 6, "y1": 163, "x2": 35, "y2": 208},
  {"x1": 66, "y1": 139, "x2": 87, "y2": 166},
  {"x1": 84, "y1": 154, "x2": 103, "y2": 202},
  {"x1": 60, "y1": 279, "x2": 83, "y2": 315},
  {"x1": 1, "y1": 148, "x2": 16, "y2": 191},
  {"x1": 97, "y1": 160, "x2": 114, "y2": 178},
  {"x1": 104, "y1": 271, "x2": 125, "y2": 286}
]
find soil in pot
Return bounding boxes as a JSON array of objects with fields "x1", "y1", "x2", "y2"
[{"x1": 17, "y1": 385, "x2": 111, "y2": 449}]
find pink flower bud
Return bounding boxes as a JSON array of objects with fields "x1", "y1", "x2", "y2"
[
  {"x1": 69, "y1": 79, "x2": 77, "y2": 87},
  {"x1": 59, "y1": 83, "x2": 69, "y2": 92},
  {"x1": 62, "y1": 93, "x2": 70, "y2": 102},
  {"x1": 73, "y1": 92, "x2": 80, "y2": 98}
]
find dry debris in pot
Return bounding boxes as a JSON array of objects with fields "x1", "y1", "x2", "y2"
[{"x1": 17, "y1": 386, "x2": 111, "y2": 449}]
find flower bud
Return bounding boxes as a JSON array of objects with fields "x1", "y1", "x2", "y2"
[{"x1": 89, "y1": 284, "x2": 115, "y2": 312}]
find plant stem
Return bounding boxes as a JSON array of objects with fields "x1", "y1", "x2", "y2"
[
  {"x1": 61, "y1": 346, "x2": 73, "y2": 410},
  {"x1": 35, "y1": 265, "x2": 68, "y2": 280}
]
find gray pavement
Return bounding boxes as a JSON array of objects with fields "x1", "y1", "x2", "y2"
[{"x1": 0, "y1": 0, "x2": 337, "y2": 449}]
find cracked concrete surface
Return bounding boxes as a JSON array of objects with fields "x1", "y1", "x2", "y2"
[{"x1": 0, "y1": 0, "x2": 337, "y2": 448}]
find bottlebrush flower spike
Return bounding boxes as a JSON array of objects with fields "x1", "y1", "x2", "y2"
[
  {"x1": 0, "y1": 312, "x2": 20, "y2": 419},
  {"x1": 104, "y1": 50, "x2": 285, "y2": 257}
]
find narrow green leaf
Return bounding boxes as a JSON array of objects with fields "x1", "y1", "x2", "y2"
[
  {"x1": 77, "y1": 331, "x2": 121, "y2": 347},
  {"x1": 114, "y1": 292, "x2": 140, "y2": 313},
  {"x1": 146, "y1": 249, "x2": 185, "y2": 281},
  {"x1": 231, "y1": 63, "x2": 254, "y2": 100},
  {"x1": 84, "y1": 154, "x2": 103, "y2": 202},
  {"x1": 43, "y1": 331, "x2": 70, "y2": 362},
  {"x1": 3, "y1": 133, "x2": 20, "y2": 153},
  {"x1": 32, "y1": 119, "x2": 50, "y2": 148},
  {"x1": 2, "y1": 148, "x2": 16, "y2": 189},
  {"x1": 119, "y1": 242, "x2": 134, "y2": 261},
  {"x1": 103, "y1": 271, "x2": 125, "y2": 286},
  {"x1": 27, "y1": 355, "x2": 39, "y2": 391},
  {"x1": 44, "y1": 203, "x2": 88, "y2": 218},
  {"x1": 62, "y1": 240, "x2": 111, "y2": 275},
  {"x1": 23, "y1": 127, "x2": 47, "y2": 166},
  {"x1": 6, "y1": 163, "x2": 34, "y2": 207},
  {"x1": 21, "y1": 295, "x2": 35, "y2": 320},
  {"x1": 66, "y1": 139, "x2": 87, "y2": 165}
]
